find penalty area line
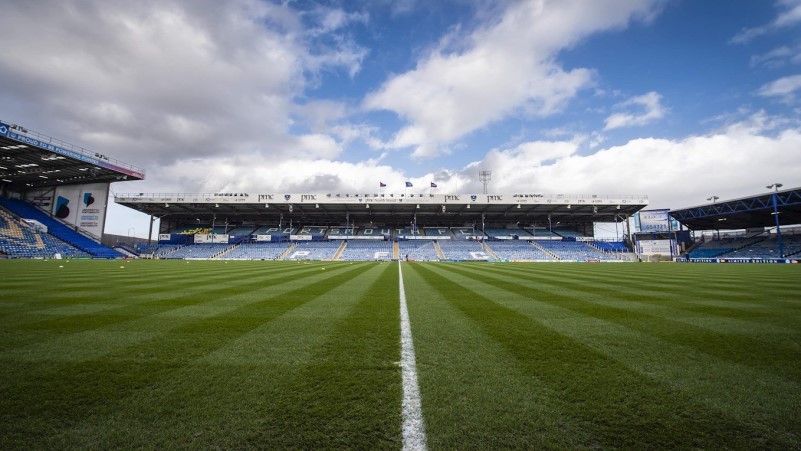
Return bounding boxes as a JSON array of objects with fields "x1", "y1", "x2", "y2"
[{"x1": 398, "y1": 260, "x2": 427, "y2": 451}]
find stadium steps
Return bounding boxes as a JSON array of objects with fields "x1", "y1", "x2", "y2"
[
  {"x1": 393, "y1": 241, "x2": 399, "y2": 260},
  {"x1": 213, "y1": 244, "x2": 238, "y2": 259},
  {"x1": 279, "y1": 243, "x2": 298, "y2": 260},
  {"x1": 113, "y1": 246, "x2": 138, "y2": 258},
  {"x1": 482, "y1": 242, "x2": 500, "y2": 259},
  {"x1": 333, "y1": 241, "x2": 347, "y2": 260},
  {"x1": 684, "y1": 240, "x2": 704, "y2": 255},
  {"x1": 214, "y1": 243, "x2": 240, "y2": 259},
  {"x1": 531, "y1": 242, "x2": 559, "y2": 260},
  {"x1": 158, "y1": 245, "x2": 184, "y2": 258},
  {"x1": 587, "y1": 242, "x2": 620, "y2": 260},
  {"x1": 434, "y1": 241, "x2": 446, "y2": 259},
  {"x1": 114, "y1": 242, "x2": 140, "y2": 256}
]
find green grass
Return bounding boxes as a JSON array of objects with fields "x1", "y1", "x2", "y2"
[{"x1": 0, "y1": 259, "x2": 800, "y2": 449}]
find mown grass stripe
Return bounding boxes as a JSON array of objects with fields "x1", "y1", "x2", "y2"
[
  {"x1": 410, "y1": 263, "x2": 796, "y2": 449},
  {"x1": 402, "y1": 264, "x2": 589, "y2": 449},
  {"x1": 0, "y1": 263, "x2": 376, "y2": 448},
  {"x1": 0, "y1": 263, "x2": 356, "y2": 354},
  {"x1": 426, "y1": 263, "x2": 801, "y2": 446},
  {"x1": 447, "y1": 263, "x2": 801, "y2": 384},
  {"x1": 248, "y1": 262, "x2": 402, "y2": 449},
  {"x1": 42, "y1": 262, "x2": 395, "y2": 449}
]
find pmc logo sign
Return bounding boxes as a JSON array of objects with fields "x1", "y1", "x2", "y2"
[{"x1": 0, "y1": 125, "x2": 7, "y2": 135}]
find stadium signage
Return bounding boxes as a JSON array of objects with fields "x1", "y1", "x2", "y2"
[
  {"x1": 116, "y1": 192, "x2": 649, "y2": 206},
  {"x1": 639, "y1": 209, "x2": 670, "y2": 232},
  {"x1": 0, "y1": 121, "x2": 8, "y2": 137},
  {"x1": 3, "y1": 130, "x2": 145, "y2": 179}
]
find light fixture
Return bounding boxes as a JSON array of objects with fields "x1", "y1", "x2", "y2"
[
  {"x1": 315, "y1": 203, "x2": 319, "y2": 208},
  {"x1": 416, "y1": 204, "x2": 420, "y2": 209},
  {"x1": 215, "y1": 203, "x2": 219, "y2": 208},
  {"x1": 164, "y1": 203, "x2": 169, "y2": 208},
  {"x1": 567, "y1": 204, "x2": 571, "y2": 209},
  {"x1": 616, "y1": 205, "x2": 620, "y2": 209},
  {"x1": 366, "y1": 203, "x2": 370, "y2": 208},
  {"x1": 517, "y1": 204, "x2": 521, "y2": 209},
  {"x1": 441, "y1": 205, "x2": 446, "y2": 213},
  {"x1": 265, "y1": 204, "x2": 269, "y2": 208},
  {"x1": 466, "y1": 204, "x2": 470, "y2": 209}
]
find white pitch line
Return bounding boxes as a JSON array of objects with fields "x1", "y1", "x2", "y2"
[{"x1": 398, "y1": 261, "x2": 427, "y2": 451}]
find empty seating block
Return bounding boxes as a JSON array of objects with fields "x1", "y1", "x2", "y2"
[
  {"x1": 223, "y1": 242, "x2": 292, "y2": 260},
  {"x1": 593, "y1": 241, "x2": 629, "y2": 252},
  {"x1": 0, "y1": 198, "x2": 121, "y2": 258},
  {"x1": 438, "y1": 240, "x2": 488, "y2": 260},
  {"x1": 486, "y1": 240, "x2": 554, "y2": 261},
  {"x1": 398, "y1": 240, "x2": 440, "y2": 261},
  {"x1": 537, "y1": 241, "x2": 617, "y2": 261},
  {"x1": 286, "y1": 241, "x2": 341, "y2": 260},
  {"x1": 164, "y1": 244, "x2": 232, "y2": 259},
  {"x1": 0, "y1": 204, "x2": 90, "y2": 258},
  {"x1": 339, "y1": 240, "x2": 393, "y2": 261},
  {"x1": 135, "y1": 243, "x2": 184, "y2": 257}
]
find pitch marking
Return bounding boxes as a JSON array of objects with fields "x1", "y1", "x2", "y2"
[{"x1": 398, "y1": 261, "x2": 427, "y2": 450}]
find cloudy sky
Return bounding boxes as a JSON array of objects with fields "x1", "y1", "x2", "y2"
[{"x1": 1, "y1": 0, "x2": 800, "y2": 237}]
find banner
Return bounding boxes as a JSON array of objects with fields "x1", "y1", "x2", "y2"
[
  {"x1": 159, "y1": 234, "x2": 171, "y2": 241},
  {"x1": 256, "y1": 234, "x2": 272, "y2": 242},
  {"x1": 52, "y1": 186, "x2": 82, "y2": 226},
  {"x1": 0, "y1": 121, "x2": 8, "y2": 137},
  {"x1": 636, "y1": 239, "x2": 676, "y2": 256},
  {"x1": 50, "y1": 183, "x2": 109, "y2": 238}
]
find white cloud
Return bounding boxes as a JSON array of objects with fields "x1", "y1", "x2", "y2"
[
  {"x1": 750, "y1": 44, "x2": 801, "y2": 68},
  {"x1": 363, "y1": 0, "x2": 661, "y2": 158},
  {"x1": 732, "y1": 0, "x2": 801, "y2": 44},
  {"x1": 122, "y1": 112, "x2": 801, "y2": 214},
  {"x1": 0, "y1": 0, "x2": 364, "y2": 166},
  {"x1": 757, "y1": 74, "x2": 801, "y2": 102},
  {"x1": 450, "y1": 113, "x2": 801, "y2": 209},
  {"x1": 604, "y1": 91, "x2": 666, "y2": 130}
]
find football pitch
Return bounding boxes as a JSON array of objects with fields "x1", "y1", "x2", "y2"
[{"x1": 1, "y1": 260, "x2": 800, "y2": 449}]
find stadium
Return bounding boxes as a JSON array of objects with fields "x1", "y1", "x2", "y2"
[{"x1": 2, "y1": 118, "x2": 800, "y2": 449}]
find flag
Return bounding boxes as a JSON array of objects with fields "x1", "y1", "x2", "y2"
[
  {"x1": 379, "y1": 182, "x2": 386, "y2": 187},
  {"x1": 405, "y1": 181, "x2": 413, "y2": 187},
  {"x1": 430, "y1": 182, "x2": 438, "y2": 188}
]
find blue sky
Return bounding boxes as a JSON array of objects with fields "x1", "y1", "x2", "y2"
[{"x1": 0, "y1": 0, "x2": 800, "y2": 237}]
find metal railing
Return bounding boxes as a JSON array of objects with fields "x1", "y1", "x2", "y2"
[{"x1": 1, "y1": 119, "x2": 145, "y2": 175}]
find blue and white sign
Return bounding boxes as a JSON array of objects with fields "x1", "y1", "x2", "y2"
[
  {"x1": 0, "y1": 121, "x2": 9, "y2": 137},
  {"x1": 638, "y1": 209, "x2": 670, "y2": 232}
]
